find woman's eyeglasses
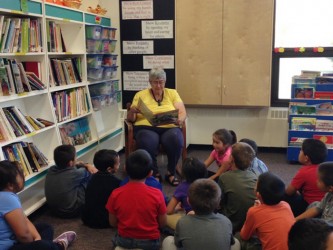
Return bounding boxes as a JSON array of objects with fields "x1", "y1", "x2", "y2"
[{"x1": 151, "y1": 79, "x2": 165, "y2": 85}]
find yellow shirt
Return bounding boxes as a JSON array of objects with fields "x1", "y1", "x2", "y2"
[{"x1": 131, "y1": 88, "x2": 182, "y2": 128}]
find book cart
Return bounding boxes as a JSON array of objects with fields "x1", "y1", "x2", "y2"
[
  {"x1": 0, "y1": 0, "x2": 123, "y2": 215},
  {"x1": 288, "y1": 79, "x2": 333, "y2": 162}
]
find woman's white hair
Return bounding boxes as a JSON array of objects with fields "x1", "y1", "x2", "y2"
[{"x1": 149, "y1": 67, "x2": 166, "y2": 81}]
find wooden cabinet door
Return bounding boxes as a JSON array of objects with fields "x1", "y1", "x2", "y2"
[
  {"x1": 221, "y1": 0, "x2": 273, "y2": 106},
  {"x1": 175, "y1": 0, "x2": 223, "y2": 105}
]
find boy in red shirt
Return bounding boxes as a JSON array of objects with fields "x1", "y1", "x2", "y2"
[
  {"x1": 239, "y1": 172, "x2": 295, "y2": 250},
  {"x1": 106, "y1": 149, "x2": 167, "y2": 250},
  {"x1": 285, "y1": 138, "x2": 328, "y2": 216}
]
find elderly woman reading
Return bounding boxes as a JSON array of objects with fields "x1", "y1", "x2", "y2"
[{"x1": 127, "y1": 68, "x2": 187, "y2": 186}]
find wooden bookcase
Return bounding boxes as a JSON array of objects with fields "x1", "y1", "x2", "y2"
[{"x1": 0, "y1": 0, "x2": 123, "y2": 215}]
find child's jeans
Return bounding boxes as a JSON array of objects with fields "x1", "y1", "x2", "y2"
[{"x1": 113, "y1": 234, "x2": 160, "y2": 250}]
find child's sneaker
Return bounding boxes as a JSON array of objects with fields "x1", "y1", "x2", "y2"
[{"x1": 54, "y1": 231, "x2": 77, "y2": 250}]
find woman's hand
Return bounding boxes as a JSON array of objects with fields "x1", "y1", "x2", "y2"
[{"x1": 127, "y1": 106, "x2": 140, "y2": 122}]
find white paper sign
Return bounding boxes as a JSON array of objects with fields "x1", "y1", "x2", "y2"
[
  {"x1": 122, "y1": 0, "x2": 153, "y2": 20},
  {"x1": 123, "y1": 40, "x2": 154, "y2": 54},
  {"x1": 143, "y1": 55, "x2": 174, "y2": 69},
  {"x1": 142, "y1": 20, "x2": 173, "y2": 39},
  {"x1": 123, "y1": 71, "x2": 150, "y2": 91}
]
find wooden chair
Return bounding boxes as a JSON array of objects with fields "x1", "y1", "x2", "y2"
[{"x1": 124, "y1": 105, "x2": 187, "y2": 163}]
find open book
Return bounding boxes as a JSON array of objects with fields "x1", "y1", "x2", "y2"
[{"x1": 138, "y1": 98, "x2": 178, "y2": 126}]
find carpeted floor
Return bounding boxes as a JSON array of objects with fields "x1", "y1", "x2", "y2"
[{"x1": 29, "y1": 145, "x2": 302, "y2": 250}]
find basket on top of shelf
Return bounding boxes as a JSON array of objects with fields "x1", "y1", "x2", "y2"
[{"x1": 63, "y1": 0, "x2": 82, "y2": 9}]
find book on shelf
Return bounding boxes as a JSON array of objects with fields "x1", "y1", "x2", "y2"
[
  {"x1": 22, "y1": 61, "x2": 41, "y2": 78},
  {"x1": 291, "y1": 117, "x2": 316, "y2": 131},
  {"x1": 315, "y1": 102, "x2": 333, "y2": 115},
  {"x1": 293, "y1": 86, "x2": 315, "y2": 99},
  {"x1": 0, "y1": 108, "x2": 16, "y2": 139},
  {"x1": 316, "y1": 76, "x2": 333, "y2": 84},
  {"x1": 301, "y1": 70, "x2": 321, "y2": 77},
  {"x1": 0, "y1": 59, "x2": 10, "y2": 96},
  {"x1": 289, "y1": 137, "x2": 307, "y2": 146},
  {"x1": 26, "y1": 72, "x2": 46, "y2": 90},
  {"x1": 138, "y1": 98, "x2": 179, "y2": 126},
  {"x1": 2, "y1": 108, "x2": 25, "y2": 137},
  {"x1": 289, "y1": 105, "x2": 316, "y2": 115},
  {"x1": 313, "y1": 134, "x2": 333, "y2": 148},
  {"x1": 314, "y1": 91, "x2": 333, "y2": 100},
  {"x1": 315, "y1": 119, "x2": 333, "y2": 132},
  {"x1": 59, "y1": 117, "x2": 92, "y2": 146},
  {"x1": 292, "y1": 75, "x2": 316, "y2": 85},
  {"x1": 17, "y1": 62, "x2": 32, "y2": 92}
]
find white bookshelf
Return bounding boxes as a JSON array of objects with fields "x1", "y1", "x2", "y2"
[{"x1": 0, "y1": 0, "x2": 123, "y2": 215}]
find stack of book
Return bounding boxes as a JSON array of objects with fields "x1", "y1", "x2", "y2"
[
  {"x1": 0, "y1": 106, "x2": 54, "y2": 142},
  {"x1": 51, "y1": 87, "x2": 90, "y2": 122},
  {"x1": 49, "y1": 57, "x2": 82, "y2": 86},
  {"x1": 2, "y1": 141, "x2": 48, "y2": 176},
  {"x1": 0, "y1": 16, "x2": 43, "y2": 53},
  {"x1": 0, "y1": 58, "x2": 46, "y2": 97}
]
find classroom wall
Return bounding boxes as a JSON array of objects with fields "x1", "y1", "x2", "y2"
[
  {"x1": 101, "y1": 0, "x2": 287, "y2": 148},
  {"x1": 186, "y1": 107, "x2": 289, "y2": 148}
]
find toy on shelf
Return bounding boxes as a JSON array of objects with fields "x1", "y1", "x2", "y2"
[
  {"x1": 63, "y1": 0, "x2": 82, "y2": 9},
  {"x1": 87, "y1": 4, "x2": 107, "y2": 16}
]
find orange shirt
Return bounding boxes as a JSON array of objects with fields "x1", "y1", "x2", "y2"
[{"x1": 240, "y1": 201, "x2": 295, "y2": 250}]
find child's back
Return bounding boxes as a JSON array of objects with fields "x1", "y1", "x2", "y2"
[
  {"x1": 218, "y1": 142, "x2": 257, "y2": 232},
  {"x1": 106, "y1": 149, "x2": 166, "y2": 250},
  {"x1": 285, "y1": 138, "x2": 328, "y2": 216},
  {"x1": 82, "y1": 149, "x2": 121, "y2": 228},
  {"x1": 173, "y1": 179, "x2": 233, "y2": 250},
  {"x1": 240, "y1": 172, "x2": 295, "y2": 250},
  {"x1": 239, "y1": 138, "x2": 268, "y2": 177},
  {"x1": 45, "y1": 145, "x2": 96, "y2": 218}
]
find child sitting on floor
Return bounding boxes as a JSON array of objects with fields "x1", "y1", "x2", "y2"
[
  {"x1": 204, "y1": 129, "x2": 237, "y2": 181},
  {"x1": 0, "y1": 160, "x2": 77, "y2": 250},
  {"x1": 239, "y1": 138, "x2": 268, "y2": 177},
  {"x1": 285, "y1": 138, "x2": 327, "y2": 216},
  {"x1": 45, "y1": 145, "x2": 98, "y2": 218},
  {"x1": 106, "y1": 149, "x2": 167, "y2": 250},
  {"x1": 239, "y1": 172, "x2": 295, "y2": 250},
  {"x1": 81, "y1": 149, "x2": 121, "y2": 228},
  {"x1": 296, "y1": 162, "x2": 333, "y2": 224},
  {"x1": 218, "y1": 142, "x2": 257, "y2": 233},
  {"x1": 166, "y1": 157, "x2": 208, "y2": 229}
]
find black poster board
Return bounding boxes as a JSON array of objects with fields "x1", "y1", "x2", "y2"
[{"x1": 119, "y1": 0, "x2": 175, "y2": 108}]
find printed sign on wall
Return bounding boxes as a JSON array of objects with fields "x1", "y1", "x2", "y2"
[
  {"x1": 142, "y1": 20, "x2": 173, "y2": 39},
  {"x1": 123, "y1": 41, "x2": 154, "y2": 54},
  {"x1": 143, "y1": 55, "x2": 174, "y2": 69},
  {"x1": 123, "y1": 71, "x2": 150, "y2": 90},
  {"x1": 122, "y1": 0, "x2": 153, "y2": 20}
]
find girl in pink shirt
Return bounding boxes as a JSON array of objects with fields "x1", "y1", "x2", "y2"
[{"x1": 204, "y1": 129, "x2": 237, "y2": 181}]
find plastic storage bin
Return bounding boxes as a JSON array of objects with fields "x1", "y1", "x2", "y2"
[
  {"x1": 86, "y1": 25, "x2": 102, "y2": 40},
  {"x1": 87, "y1": 55, "x2": 103, "y2": 68},
  {"x1": 101, "y1": 27, "x2": 111, "y2": 40},
  {"x1": 110, "y1": 28, "x2": 117, "y2": 39},
  {"x1": 103, "y1": 54, "x2": 118, "y2": 66},
  {"x1": 86, "y1": 39, "x2": 102, "y2": 53},
  {"x1": 102, "y1": 66, "x2": 113, "y2": 79},
  {"x1": 110, "y1": 40, "x2": 117, "y2": 53},
  {"x1": 88, "y1": 67, "x2": 103, "y2": 80}
]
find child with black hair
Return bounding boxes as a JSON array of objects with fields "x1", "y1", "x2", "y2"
[
  {"x1": 289, "y1": 218, "x2": 333, "y2": 250},
  {"x1": 81, "y1": 149, "x2": 121, "y2": 228},
  {"x1": 45, "y1": 145, "x2": 98, "y2": 218},
  {"x1": 166, "y1": 157, "x2": 208, "y2": 229},
  {"x1": 204, "y1": 129, "x2": 237, "y2": 180},
  {"x1": 285, "y1": 138, "x2": 328, "y2": 216},
  {"x1": 0, "y1": 160, "x2": 76, "y2": 250},
  {"x1": 296, "y1": 162, "x2": 333, "y2": 224},
  {"x1": 239, "y1": 172, "x2": 295, "y2": 250},
  {"x1": 218, "y1": 142, "x2": 257, "y2": 233},
  {"x1": 239, "y1": 138, "x2": 268, "y2": 177},
  {"x1": 162, "y1": 179, "x2": 234, "y2": 250},
  {"x1": 106, "y1": 149, "x2": 166, "y2": 250}
]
